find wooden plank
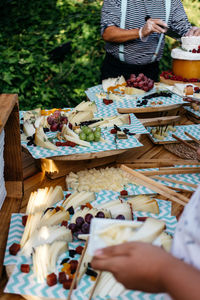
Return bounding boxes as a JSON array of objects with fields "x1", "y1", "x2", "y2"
[
  {"x1": 117, "y1": 104, "x2": 182, "y2": 114},
  {"x1": 120, "y1": 165, "x2": 189, "y2": 205},
  {"x1": 117, "y1": 159, "x2": 200, "y2": 165},
  {"x1": 0, "y1": 94, "x2": 18, "y2": 134},
  {"x1": 40, "y1": 155, "x2": 117, "y2": 179},
  {"x1": 138, "y1": 167, "x2": 200, "y2": 176},
  {"x1": 5, "y1": 181, "x2": 23, "y2": 198},
  {"x1": 151, "y1": 175, "x2": 198, "y2": 188},
  {"x1": 139, "y1": 116, "x2": 181, "y2": 127},
  {"x1": 4, "y1": 99, "x2": 23, "y2": 197}
]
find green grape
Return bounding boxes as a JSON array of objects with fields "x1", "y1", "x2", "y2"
[
  {"x1": 79, "y1": 132, "x2": 86, "y2": 141},
  {"x1": 94, "y1": 131, "x2": 101, "y2": 139},
  {"x1": 86, "y1": 132, "x2": 95, "y2": 142},
  {"x1": 94, "y1": 136, "x2": 101, "y2": 142},
  {"x1": 81, "y1": 125, "x2": 88, "y2": 133},
  {"x1": 95, "y1": 127, "x2": 101, "y2": 133},
  {"x1": 85, "y1": 127, "x2": 93, "y2": 135}
]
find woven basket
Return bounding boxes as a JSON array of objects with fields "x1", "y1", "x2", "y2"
[{"x1": 164, "y1": 142, "x2": 199, "y2": 160}]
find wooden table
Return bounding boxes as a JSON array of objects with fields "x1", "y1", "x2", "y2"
[{"x1": 0, "y1": 113, "x2": 196, "y2": 300}]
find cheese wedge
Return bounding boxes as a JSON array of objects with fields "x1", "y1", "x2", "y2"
[
  {"x1": 72, "y1": 101, "x2": 97, "y2": 113},
  {"x1": 129, "y1": 218, "x2": 165, "y2": 243},
  {"x1": 68, "y1": 111, "x2": 94, "y2": 126},
  {"x1": 23, "y1": 121, "x2": 35, "y2": 136},
  {"x1": 124, "y1": 86, "x2": 145, "y2": 95},
  {"x1": 21, "y1": 225, "x2": 72, "y2": 256},
  {"x1": 62, "y1": 191, "x2": 96, "y2": 210},
  {"x1": 35, "y1": 126, "x2": 58, "y2": 150}
]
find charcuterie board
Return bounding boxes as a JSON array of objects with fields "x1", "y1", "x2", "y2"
[
  {"x1": 20, "y1": 111, "x2": 147, "y2": 160},
  {"x1": 147, "y1": 124, "x2": 200, "y2": 145},
  {"x1": 4, "y1": 188, "x2": 177, "y2": 300}
]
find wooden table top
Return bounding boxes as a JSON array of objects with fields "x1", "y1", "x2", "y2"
[{"x1": 0, "y1": 115, "x2": 196, "y2": 300}]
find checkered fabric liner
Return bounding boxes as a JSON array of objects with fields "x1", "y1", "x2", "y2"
[
  {"x1": 5, "y1": 195, "x2": 176, "y2": 299},
  {"x1": 147, "y1": 124, "x2": 200, "y2": 143},
  {"x1": 20, "y1": 112, "x2": 147, "y2": 159},
  {"x1": 184, "y1": 106, "x2": 200, "y2": 118},
  {"x1": 86, "y1": 84, "x2": 186, "y2": 111}
]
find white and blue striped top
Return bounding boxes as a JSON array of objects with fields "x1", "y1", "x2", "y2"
[{"x1": 101, "y1": 0, "x2": 192, "y2": 65}]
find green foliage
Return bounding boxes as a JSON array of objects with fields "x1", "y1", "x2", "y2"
[{"x1": 0, "y1": 0, "x2": 199, "y2": 109}]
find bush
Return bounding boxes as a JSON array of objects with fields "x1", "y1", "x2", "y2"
[{"x1": 0, "y1": 0, "x2": 199, "y2": 110}]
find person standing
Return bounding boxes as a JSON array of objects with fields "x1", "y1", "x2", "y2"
[{"x1": 100, "y1": 0, "x2": 200, "y2": 81}]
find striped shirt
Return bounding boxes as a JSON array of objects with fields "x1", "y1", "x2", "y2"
[{"x1": 101, "y1": 0, "x2": 192, "y2": 65}]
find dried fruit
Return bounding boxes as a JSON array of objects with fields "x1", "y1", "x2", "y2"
[
  {"x1": 63, "y1": 279, "x2": 72, "y2": 289},
  {"x1": 58, "y1": 272, "x2": 67, "y2": 283},
  {"x1": 120, "y1": 190, "x2": 128, "y2": 196},
  {"x1": 69, "y1": 260, "x2": 78, "y2": 273},
  {"x1": 20, "y1": 264, "x2": 30, "y2": 273},
  {"x1": 76, "y1": 246, "x2": 84, "y2": 255},
  {"x1": 22, "y1": 215, "x2": 28, "y2": 226},
  {"x1": 61, "y1": 220, "x2": 68, "y2": 227},
  {"x1": 137, "y1": 217, "x2": 147, "y2": 222},
  {"x1": 9, "y1": 243, "x2": 20, "y2": 256},
  {"x1": 47, "y1": 273, "x2": 57, "y2": 287},
  {"x1": 60, "y1": 258, "x2": 70, "y2": 265},
  {"x1": 69, "y1": 249, "x2": 77, "y2": 258}
]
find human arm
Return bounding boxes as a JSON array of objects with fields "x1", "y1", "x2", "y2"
[
  {"x1": 169, "y1": 0, "x2": 194, "y2": 37},
  {"x1": 103, "y1": 19, "x2": 167, "y2": 43},
  {"x1": 101, "y1": 0, "x2": 167, "y2": 43},
  {"x1": 91, "y1": 242, "x2": 200, "y2": 300}
]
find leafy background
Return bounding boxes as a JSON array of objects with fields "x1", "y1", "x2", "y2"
[{"x1": 0, "y1": 0, "x2": 199, "y2": 110}]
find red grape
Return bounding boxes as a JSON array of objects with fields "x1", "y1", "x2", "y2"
[
  {"x1": 47, "y1": 116, "x2": 55, "y2": 125},
  {"x1": 96, "y1": 211, "x2": 105, "y2": 218},
  {"x1": 116, "y1": 215, "x2": 125, "y2": 220},
  {"x1": 85, "y1": 213, "x2": 93, "y2": 224},
  {"x1": 58, "y1": 123, "x2": 64, "y2": 131},
  {"x1": 50, "y1": 123, "x2": 58, "y2": 132},
  {"x1": 53, "y1": 110, "x2": 61, "y2": 118},
  {"x1": 81, "y1": 223, "x2": 90, "y2": 234},
  {"x1": 76, "y1": 217, "x2": 84, "y2": 228},
  {"x1": 68, "y1": 223, "x2": 78, "y2": 233}
]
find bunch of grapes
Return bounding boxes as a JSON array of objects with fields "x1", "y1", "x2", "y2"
[
  {"x1": 126, "y1": 73, "x2": 154, "y2": 92},
  {"x1": 79, "y1": 126, "x2": 101, "y2": 142},
  {"x1": 47, "y1": 110, "x2": 68, "y2": 132}
]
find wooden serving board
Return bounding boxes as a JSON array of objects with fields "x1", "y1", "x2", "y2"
[
  {"x1": 160, "y1": 76, "x2": 200, "y2": 87},
  {"x1": 117, "y1": 103, "x2": 182, "y2": 114},
  {"x1": 30, "y1": 142, "x2": 142, "y2": 179}
]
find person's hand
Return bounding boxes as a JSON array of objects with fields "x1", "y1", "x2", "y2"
[
  {"x1": 141, "y1": 19, "x2": 168, "y2": 38},
  {"x1": 185, "y1": 27, "x2": 200, "y2": 37},
  {"x1": 91, "y1": 242, "x2": 174, "y2": 293}
]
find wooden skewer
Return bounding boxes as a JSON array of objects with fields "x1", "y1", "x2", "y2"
[
  {"x1": 172, "y1": 134, "x2": 198, "y2": 151},
  {"x1": 67, "y1": 239, "x2": 88, "y2": 300},
  {"x1": 151, "y1": 175, "x2": 198, "y2": 188},
  {"x1": 88, "y1": 271, "x2": 102, "y2": 300},
  {"x1": 120, "y1": 165, "x2": 189, "y2": 206},
  {"x1": 184, "y1": 131, "x2": 200, "y2": 146}
]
